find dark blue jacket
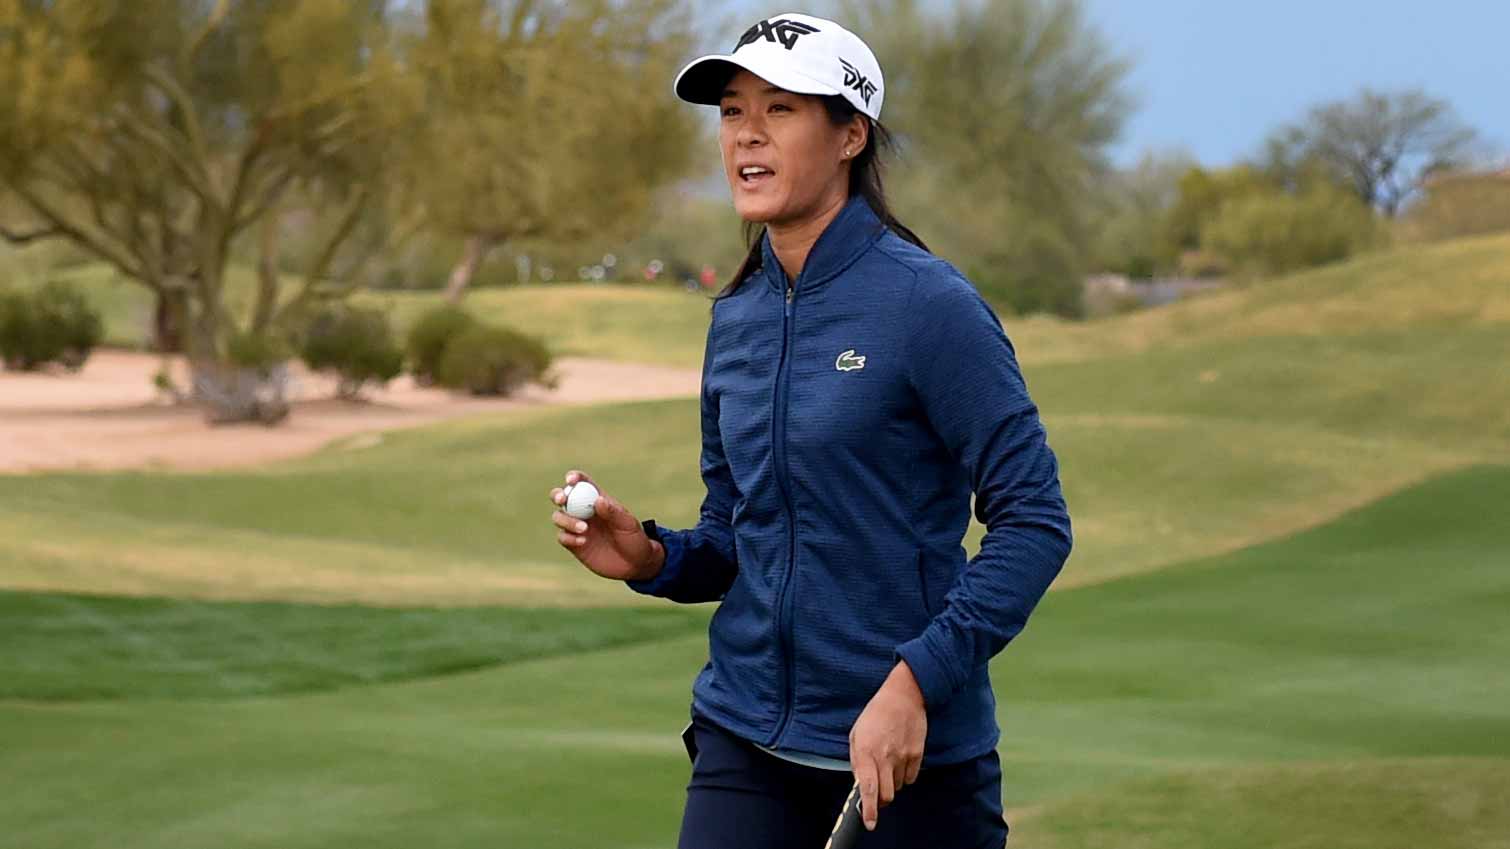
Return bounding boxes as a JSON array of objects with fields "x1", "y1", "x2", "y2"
[{"x1": 630, "y1": 194, "x2": 1072, "y2": 766}]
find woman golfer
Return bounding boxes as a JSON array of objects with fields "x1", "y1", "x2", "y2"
[{"x1": 549, "y1": 12, "x2": 1071, "y2": 848}]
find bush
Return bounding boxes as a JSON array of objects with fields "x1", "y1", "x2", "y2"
[
  {"x1": 969, "y1": 225, "x2": 1086, "y2": 319},
  {"x1": 1201, "y1": 183, "x2": 1383, "y2": 277},
  {"x1": 299, "y1": 306, "x2": 404, "y2": 399},
  {"x1": 225, "y1": 330, "x2": 293, "y2": 375},
  {"x1": 0, "y1": 281, "x2": 104, "y2": 371},
  {"x1": 406, "y1": 304, "x2": 477, "y2": 386},
  {"x1": 436, "y1": 323, "x2": 555, "y2": 396}
]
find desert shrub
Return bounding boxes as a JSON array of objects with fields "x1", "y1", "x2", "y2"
[
  {"x1": 406, "y1": 304, "x2": 477, "y2": 385},
  {"x1": 1201, "y1": 183, "x2": 1384, "y2": 277},
  {"x1": 436, "y1": 323, "x2": 555, "y2": 396},
  {"x1": 0, "y1": 281, "x2": 103, "y2": 371},
  {"x1": 1397, "y1": 173, "x2": 1510, "y2": 243},
  {"x1": 299, "y1": 306, "x2": 404, "y2": 399},
  {"x1": 226, "y1": 330, "x2": 292, "y2": 374}
]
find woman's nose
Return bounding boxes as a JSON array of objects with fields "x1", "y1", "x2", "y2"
[{"x1": 736, "y1": 115, "x2": 767, "y2": 147}]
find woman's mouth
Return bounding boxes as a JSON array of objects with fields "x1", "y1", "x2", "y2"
[{"x1": 739, "y1": 166, "x2": 775, "y2": 188}]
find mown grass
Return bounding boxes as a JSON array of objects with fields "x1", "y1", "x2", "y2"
[
  {"x1": 2, "y1": 466, "x2": 1506, "y2": 848},
  {"x1": 0, "y1": 590, "x2": 705, "y2": 700}
]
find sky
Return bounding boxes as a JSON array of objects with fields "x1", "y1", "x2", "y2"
[{"x1": 721, "y1": 0, "x2": 1510, "y2": 168}]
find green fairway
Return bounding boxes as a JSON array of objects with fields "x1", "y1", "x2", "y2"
[{"x1": 2, "y1": 466, "x2": 1507, "y2": 848}]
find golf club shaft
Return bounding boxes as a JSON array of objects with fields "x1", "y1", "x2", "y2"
[{"x1": 824, "y1": 781, "x2": 866, "y2": 849}]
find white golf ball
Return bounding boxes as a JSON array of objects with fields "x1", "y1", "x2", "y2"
[{"x1": 563, "y1": 481, "x2": 600, "y2": 520}]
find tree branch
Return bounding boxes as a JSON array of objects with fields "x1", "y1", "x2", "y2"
[
  {"x1": 271, "y1": 188, "x2": 370, "y2": 324},
  {"x1": 110, "y1": 107, "x2": 221, "y2": 212},
  {"x1": 184, "y1": 0, "x2": 231, "y2": 68},
  {"x1": 8, "y1": 181, "x2": 149, "y2": 284},
  {"x1": 0, "y1": 224, "x2": 62, "y2": 245}
]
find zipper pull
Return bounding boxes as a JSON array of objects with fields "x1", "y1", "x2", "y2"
[{"x1": 786, "y1": 283, "x2": 794, "y2": 315}]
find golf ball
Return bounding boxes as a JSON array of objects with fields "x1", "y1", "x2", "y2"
[{"x1": 563, "y1": 481, "x2": 600, "y2": 520}]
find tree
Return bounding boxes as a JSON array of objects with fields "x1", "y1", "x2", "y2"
[
  {"x1": 1263, "y1": 88, "x2": 1478, "y2": 217},
  {"x1": 847, "y1": 0, "x2": 1132, "y2": 318},
  {"x1": 400, "y1": 0, "x2": 699, "y2": 302},
  {"x1": 1091, "y1": 149, "x2": 1196, "y2": 278},
  {"x1": 0, "y1": 0, "x2": 412, "y2": 421},
  {"x1": 1156, "y1": 165, "x2": 1273, "y2": 270}
]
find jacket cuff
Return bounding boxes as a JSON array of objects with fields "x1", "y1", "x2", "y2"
[
  {"x1": 626, "y1": 519, "x2": 685, "y2": 597},
  {"x1": 894, "y1": 634, "x2": 959, "y2": 709}
]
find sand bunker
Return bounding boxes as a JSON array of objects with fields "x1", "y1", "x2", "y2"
[{"x1": 0, "y1": 351, "x2": 699, "y2": 474}]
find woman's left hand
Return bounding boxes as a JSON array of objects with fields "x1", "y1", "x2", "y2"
[{"x1": 848, "y1": 660, "x2": 928, "y2": 831}]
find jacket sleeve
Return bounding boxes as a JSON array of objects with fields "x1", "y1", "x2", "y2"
[
  {"x1": 626, "y1": 318, "x2": 740, "y2": 603},
  {"x1": 892, "y1": 268, "x2": 1073, "y2": 708}
]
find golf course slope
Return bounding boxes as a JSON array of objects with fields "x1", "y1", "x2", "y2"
[{"x1": 2, "y1": 231, "x2": 1508, "y2": 847}]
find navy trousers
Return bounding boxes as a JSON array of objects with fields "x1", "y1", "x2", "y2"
[{"x1": 676, "y1": 710, "x2": 1009, "y2": 849}]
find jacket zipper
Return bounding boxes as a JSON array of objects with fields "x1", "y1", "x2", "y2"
[{"x1": 768, "y1": 279, "x2": 799, "y2": 747}]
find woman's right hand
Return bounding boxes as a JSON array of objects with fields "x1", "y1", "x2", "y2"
[{"x1": 549, "y1": 469, "x2": 665, "y2": 583}]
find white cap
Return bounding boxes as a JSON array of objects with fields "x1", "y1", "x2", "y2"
[{"x1": 673, "y1": 12, "x2": 885, "y2": 122}]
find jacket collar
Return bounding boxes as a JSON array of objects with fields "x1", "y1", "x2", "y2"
[{"x1": 760, "y1": 194, "x2": 887, "y2": 296}]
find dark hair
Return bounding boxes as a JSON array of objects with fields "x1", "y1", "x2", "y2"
[{"x1": 713, "y1": 94, "x2": 930, "y2": 303}]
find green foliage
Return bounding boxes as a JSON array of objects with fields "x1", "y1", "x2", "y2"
[
  {"x1": 1157, "y1": 166, "x2": 1274, "y2": 269},
  {"x1": 1201, "y1": 182, "x2": 1384, "y2": 277},
  {"x1": 298, "y1": 305, "x2": 404, "y2": 399},
  {"x1": 852, "y1": 0, "x2": 1132, "y2": 318},
  {"x1": 436, "y1": 323, "x2": 555, "y2": 396},
  {"x1": 225, "y1": 330, "x2": 292, "y2": 374},
  {"x1": 405, "y1": 303, "x2": 478, "y2": 385},
  {"x1": 970, "y1": 224, "x2": 1086, "y2": 318},
  {"x1": 0, "y1": 280, "x2": 103, "y2": 371},
  {"x1": 399, "y1": 0, "x2": 699, "y2": 296}
]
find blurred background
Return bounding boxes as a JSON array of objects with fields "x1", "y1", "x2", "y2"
[{"x1": 1, "y1": 1, "x2": 1506, "y2": 847}]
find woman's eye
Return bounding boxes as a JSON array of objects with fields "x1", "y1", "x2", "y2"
[
  {"x1": 770, "y1": 103, "x2": 791, "y2": 112},
  {"x1": 721, "y1": 107, "x2": 740, "y2": 117}
]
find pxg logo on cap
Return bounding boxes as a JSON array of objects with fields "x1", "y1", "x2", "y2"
[
  {"x1": 839, "y1": 58, "x2": 877, "y2": 106},
  {"x1": 735, "y1": 18, "x2": 821, "y2": 52}
]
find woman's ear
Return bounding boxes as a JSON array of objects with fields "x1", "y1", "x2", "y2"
[{"x1": 846, "y1": 116, "x2": 870, "y2": 159}]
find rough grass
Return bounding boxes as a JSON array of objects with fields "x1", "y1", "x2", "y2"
[{"x1": 1010, "y1": 231, "x2": 1510, "y2": 366}]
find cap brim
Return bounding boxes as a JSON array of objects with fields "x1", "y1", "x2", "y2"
[{"x1": 674, "y1": 53, "x2": 843, "y2": 106}]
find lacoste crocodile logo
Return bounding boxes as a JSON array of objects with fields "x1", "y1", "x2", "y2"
[{"x1": 835, "y1": 349, "x2": 866, "y2": 372}]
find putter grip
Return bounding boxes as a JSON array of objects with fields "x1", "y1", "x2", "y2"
[{"x1": 824, "y1": 782, "x2": 866, "y2": 849}]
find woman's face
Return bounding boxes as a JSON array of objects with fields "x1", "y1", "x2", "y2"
[{"x1": 718, "y1": 69, "x2": 865, "y2": 227}]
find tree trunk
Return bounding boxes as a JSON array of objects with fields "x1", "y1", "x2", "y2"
[
  {"x1": 152, "y1": 289, "x2": 186, "y2": 353},
  {"x1": 443, "y1": 235, "x2": 493, "y2": 304}
]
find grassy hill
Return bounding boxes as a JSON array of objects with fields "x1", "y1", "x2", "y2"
[{"x1": 2, "y1": 233, "x2": 1508, "y2": 847}]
